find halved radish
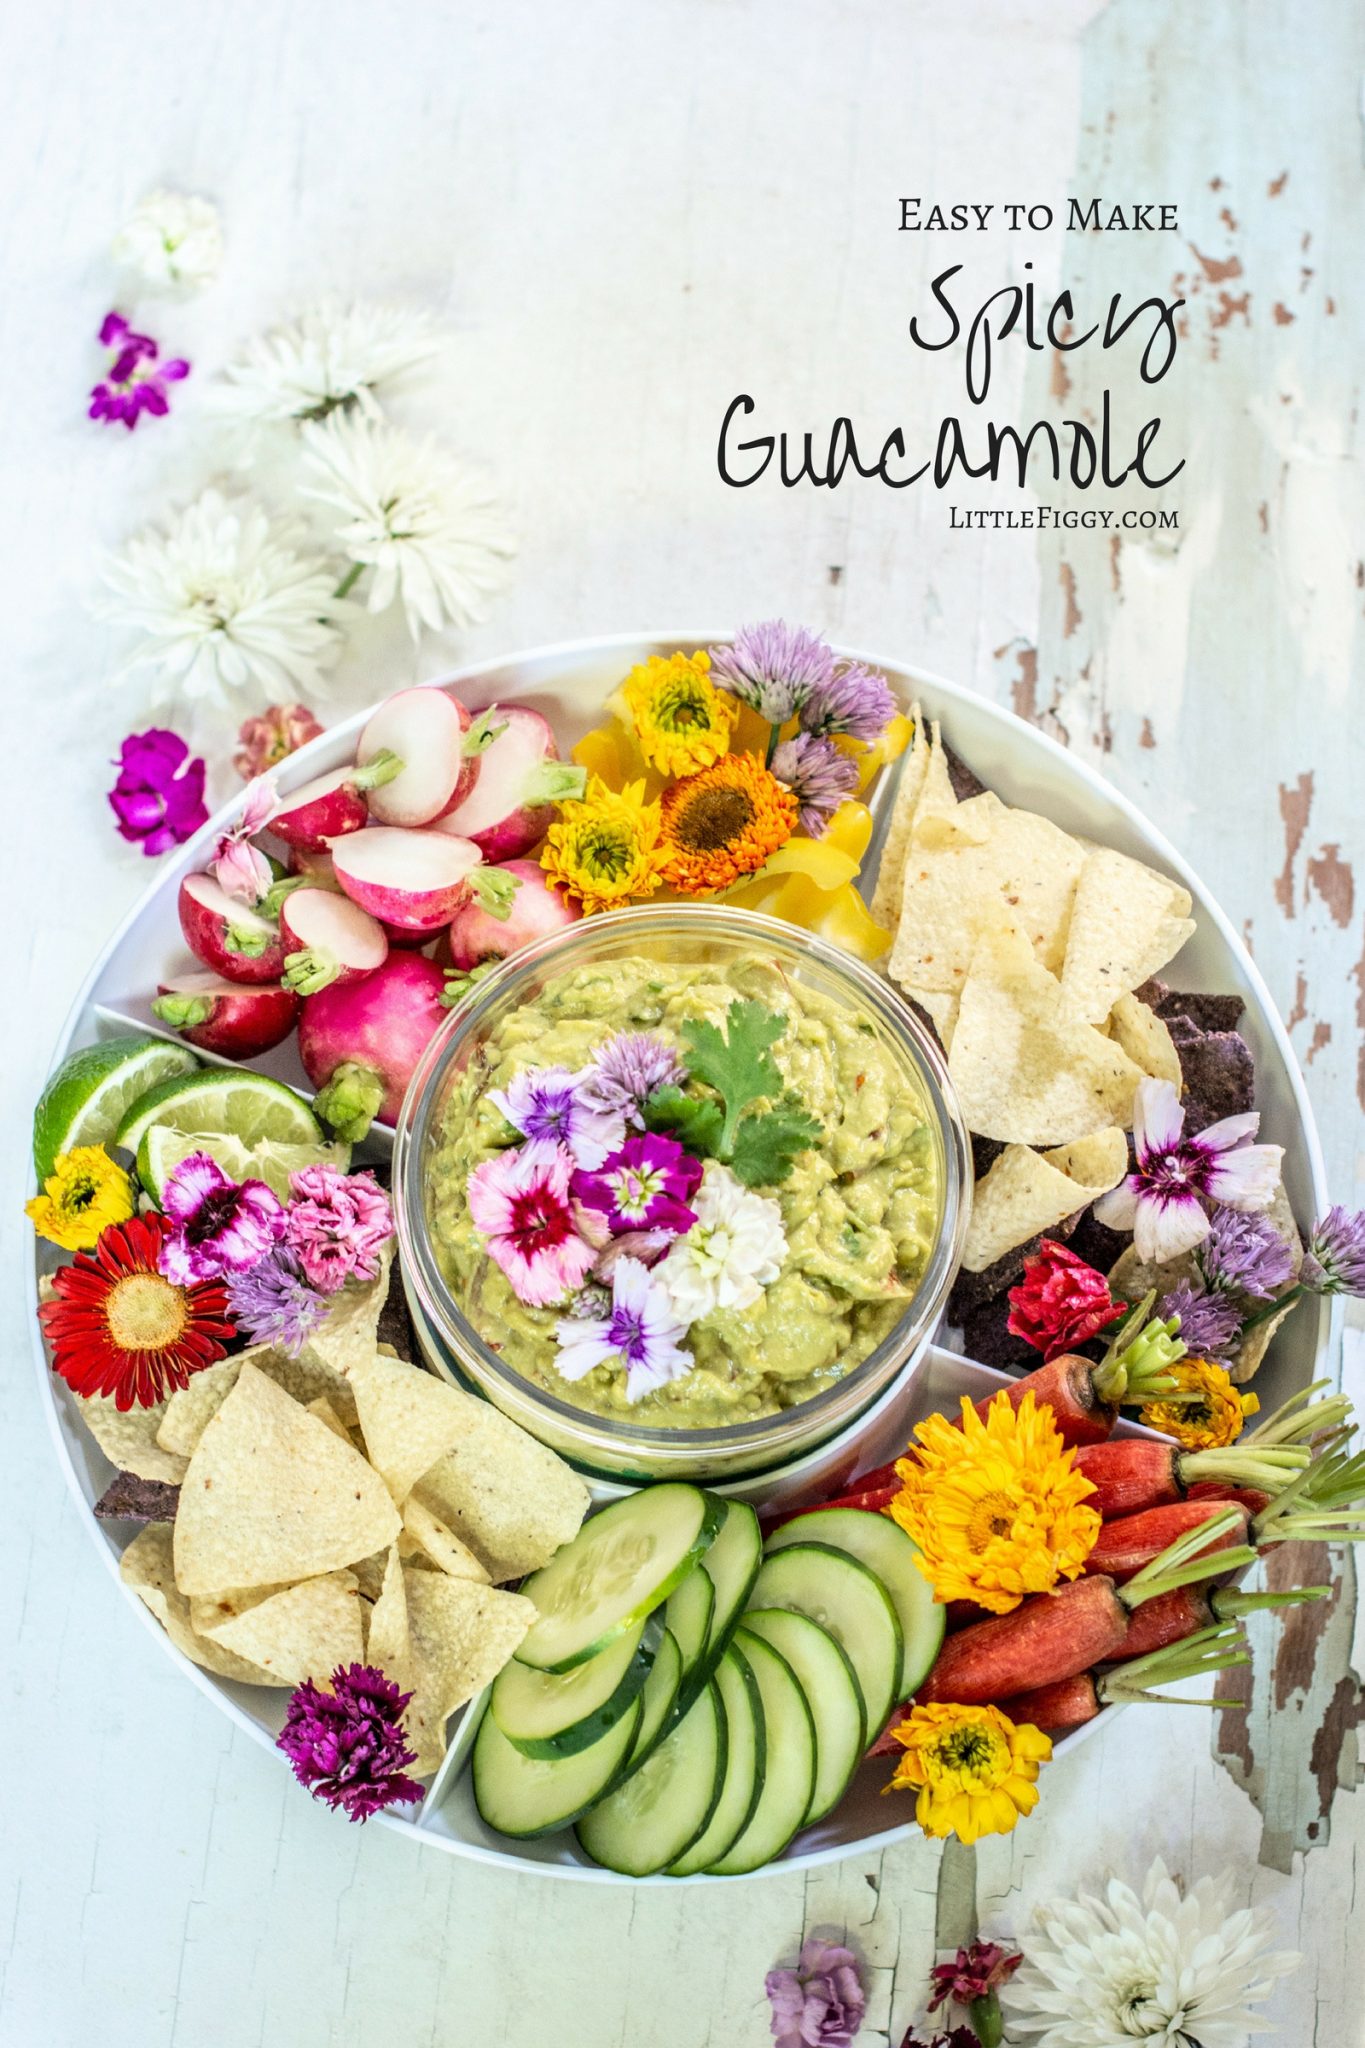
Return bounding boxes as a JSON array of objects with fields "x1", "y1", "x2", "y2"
[
  {"x1": 287, "y1": 846, "x2": 340, "y2": 886},
  {"x1": 331, "y1": 827, "x2": 497, "y2": 934},
  {"x1": 357, "y1": 689, "x2": 474, "y2": 827},
  {"x1": 280, "y1": 888, "x2": 389, "y2": 994},
  {"x1": 152, "y1": 974, "x2": 300, "y2": 1058},
  {"x1": 446, "y1": 859, "x2": 580, "y2": 971},
  {"x1": 269, "y1": 757, "x2": 404, "y2": 853},
  {"x1": 299, "y1": 952, "x2": 449, "y2": 1137},
  {"x1": 436, "y1": 705, "x2": 586, "y2": 860},
  {"x1": 178, "y1": 873, "x2": 286, "y2": 983}
]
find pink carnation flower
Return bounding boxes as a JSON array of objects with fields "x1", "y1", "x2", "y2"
[
  {"x1": 286, "y1": 1166, "x2": 394, "y2": 1295},
  {"x1": 467, "y1": 1145, "x2": 597, "y2": 1306}
]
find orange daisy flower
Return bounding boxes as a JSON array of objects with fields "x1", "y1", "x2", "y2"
[{"x1": 658, "y1": 754, "x2": 797, "y2": 895}]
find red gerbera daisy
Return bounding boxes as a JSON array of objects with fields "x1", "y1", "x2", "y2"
[{"x1": 39, "y1": 1212, "x2": 235, "y2": 1411}]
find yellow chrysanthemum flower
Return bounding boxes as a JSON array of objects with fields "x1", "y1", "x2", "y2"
[
  {"x1": 539, "y1": 776, "x2": 667, "y2": 916},
  {"x1": 657, "y1": 753, "x2": 798, "y2": 895},
  {"x1": 1139, "y1": 1356, "x2": 1259, "y2": 1450},
  {"x1": 26, "y1": 1146, "x2": 136, "y2": 1251},
  {"x1": 890, "y1": 1391, "x2": 1101, "y2": 1614},
  {"x1": 885, "y1": 1702, "x2": 1052, "y2": 1843},
  {"x1": 620, "y1": 651, "x2": 738, "y2": 777}
]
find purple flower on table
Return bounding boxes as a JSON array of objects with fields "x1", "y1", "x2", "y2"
[
  {"x1": 578, "y1": 1032, "x2": 687, "y2": 1130},
  {"x1": 1158, "y1": 1280, "x2": 1243, "y2": 1357},
  {"x1": 489, "y1": 1065, "x2": 626, "y2": 1170},
  {"x1": 157, "y1": 1152, "x2": 287, "y2": 1285},
  {"x1": 1092, "y1": 1079, "x2": 1284, "y2": 1265},
  {"x1": 89, "y1": 311, "x2": 190, "y2": 429},
  {"x1": 285, "y1": 1165, "x2": 393, "y2": 1295},
  {"x1": 771, "y1": 732, "x2": 860, "y2": 837},
  {"x1": 1196, "y1": 1208, "x2": 1298, "y2": 1299},
  {"x1": 107, "y1": 727, "x2": 208, "y2": 856},
  {"x1": 210, "y1": 772, "x2": 278, "y2": 904},
  {"x1": 277, "y1": 1663, "x2": 424, "y2": 1822},
  {"x1": 709, "y1": 620, "x2": 837, "y2": 725},
  {"x1": 1302, "y1": 1207, "x2": 1365, "y2": 1297},
  {"x1": 554, "y1": 1256, "x2": 693, "y2": 1403},
  {"x1": 799, "y1": 660, "x2": 898, "y2": 745},
  {"x1": 572, "y1": 1134, "x2": 702, "y2": 1237},
  {"x1": 225, "y1": 1245, "x2": 328, "y2": 1355},
  {"x1": 765, "y1": 1936, "x2": 866, "y2": 2048},
  {"x1": 467, "y1": 1145, "x2": 597, "y2": 1307}
]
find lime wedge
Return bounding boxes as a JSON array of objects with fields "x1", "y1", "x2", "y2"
[
  {"x1": 33, "y1": 1035, "x2": 200, "y2": 1181},
  {"x1": 115, "y1": 1068, "x2": 324, "y2": 1163},
  {"x1": 138, "y1": 1125, "x2": 352, "y2": 1205}
]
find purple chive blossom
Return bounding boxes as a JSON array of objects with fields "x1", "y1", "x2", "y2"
[
  {"x1": 572, "y1": 1134, "x2": 703, "y2": 1237},
  {"x1": 765, "y1": 1937, "x2": 866, "y2": 2048},
  {"x1": 225, "y1": 1245, "x2": 329, "y2": 1355},
  {"x1": 1158, "y1": 1280, "x2": 1244, "y2": 1356},
  {"x1": 555, "y1": 1255, "x2": 693, "y2": 1403},
  {"x1": 1093, "y1": 1079, "x2": 1284, "y2": 1265},
  {"x1": 578, "y1": 1032, "x2": 687, "y2": 1129},
  {"x1": 771, "y1": 732, "x2": 860, "y2": 837},
  {"x1": 1197, "y1": 1208, "x2": 1297, "y2": 1300},
  {"x1": 157, "y1": 1152, "x2": 287, "y2": 1285},
  {"x1": 107, "y1": 728, "x2": 208, "y2": 856},
  {"x1": 799, "y1": 659, "x2": 898, "y2": 744},
  {"x1": 89, "y1": 311, "x2": 190, "y2": 429},
  {"x1": 490, "y1": 1065, "x2": 626, "y2": 1170},
  {"x1": 708, "y1": 620, "x2": 837, "y2": 725},
  {"x1": 277, "y1": 1663, "x2": 424, "y2": 1822},
  {"x1": 1302, "y1": 1207, "x2": 1365, "y2": 1297}
]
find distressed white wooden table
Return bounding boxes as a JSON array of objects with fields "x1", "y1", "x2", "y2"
[{"x1": 2, "y1": 0, "x2": 1361, "y2": 2041}]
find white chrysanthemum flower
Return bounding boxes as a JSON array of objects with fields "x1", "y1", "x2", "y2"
[
  {"x1": 216, "y1": 301, "x2": 442, "y2": 428},
  {"x1": 99, "y1": 488, "x2": 347, "y2": 708},
  {"x1": 299, "y1": 414, "x2": 515, "y2": 638},
  {"x1": 1004, "y1": 1857, "x2": 1300, "y2": 2048},
  {"x1": 112, "y1": 190, "x2": 223, "y2": 293},
  {"x1": 656, "y1": 1162, "x2": 787, "y2": 1323}
]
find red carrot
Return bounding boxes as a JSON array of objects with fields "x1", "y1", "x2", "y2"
[
  {"x1": 967, "y1": 1292, "x2": 1204, "y2": 1448},
  {"x1": 1083, "y1": 1500, "x2": 1250, "y2": 1583},
  {"x1": 1114, "y1": 1581, "x2": 1329, "y2": 1662},
  {"x1": 1185, "y1": 1480, "x2": 1275, "y2": 1518},
  {"x1": 999, "y1": 1622, "x2": 1253, "y2": 1733},
  {"x1": 1074, "y1": 1437, "x2": 1307, "y2": 1521},
  {"x1": 972, "y1": 1354, "x2": 1117, "y2": 1448}
]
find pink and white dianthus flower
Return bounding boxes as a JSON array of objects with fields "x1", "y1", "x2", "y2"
[
  {"x1": 1094, "y1": 1078, "x2": 1284, "y2": 1265},
  {"x1": 466, "y1": 1145, "x2": 597, "y2": 1307}
]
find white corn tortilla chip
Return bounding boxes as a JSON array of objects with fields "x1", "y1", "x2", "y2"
[
  {"x1": 889, "y1": 806, "x2": 1088, "y2": 994},
  {"x1": 365, "y1": 1546, "x2": 413, "y2": 1684},
  {"x1": 1109, "y1": 992, "x2": 1183, "y2": 1086},
  {"x1": 348, "y1": 1351, "x2": 470, "y2": 1505},
  {"x1": 962, "y1": 1127, "x2": 1129, "y2": 1271},
  {"x1": 120, "y1": 1525, "x2": 283, "y2": 1685},
  {"x1": 415, "y1": 1401, "x2": 591, "y2": 1584},
  {"x1": 76, "y1": 1393, "x2": 188, "y2": 1485},
  {"x1": 868, "y1": 705, "x2": 930, "y2": 928},
  {"x1": 295, "y1": 1248, "x2": 395, "y2": 1416},
  {"x1": 173, "y1": 1363, "x2": 400, "y2": 1597},
  {"x1": 903, "y1": 986, "x2": 960, "y2": 1053},
  {"x1": 402, "y1": 1567, "x2": 534, "y2": 1774},
  {"x1": 402, "y1": 1495, "x2": 491, "y2": 1582},
  {"x1": 1059, "y1": 846, "x2": 1195, "y2": 1022},
  {"x1": 193, "y1": 1570, "x2": 364, "y2": 1683}
]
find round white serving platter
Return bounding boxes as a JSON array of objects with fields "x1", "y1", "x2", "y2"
[{"x1": 28, "y1": 631, "x2": 1334, "y2": 1883}]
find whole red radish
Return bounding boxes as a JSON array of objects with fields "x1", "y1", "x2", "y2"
[
  {"x1": 298, "y1": 951, "x2": 448, "y2": 1138},
  {"x1": 331, "y1": 826, "x2": 514, "y2": 934},
  {"x1": 357, "y1": 688, "x2": 489, "y2": 827},
  {"x1": 178, "y1": 874, "x2": 286, "y2": 983},
  {"x1": 280, "y1": 887, "x2": 388, "y2": 994},
  {"x1": 435, "y1": 705, "x2": 586, "y2": 860},
  {"x1": 152, "y1": 974, "x2": 299, "y2": 1058},
  {"x1": 270, "y1": 758, "x2": 405, "y2": 853},
  {"x1": 445, "y1": 860, "x2": 580, "y2": 972}
]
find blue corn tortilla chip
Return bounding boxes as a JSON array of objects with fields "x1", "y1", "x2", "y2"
[
  {"x1": 947, "y1": 1207, "x2": 1084, "y2": 1320},
  {"x1": 1136, "y1": 979, "x2": 1246, "y2": 1037},
  {"x1": 944, "y1": 743, "x2": 989, "y2": 804},
  {"x1": 95, "y1": 1472, "x2": 180, "y2": 1523},
  {"x1": 1173, "y1": 1027, "x2": 1256, "y2": 1133}
]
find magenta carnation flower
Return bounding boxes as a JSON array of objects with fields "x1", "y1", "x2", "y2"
[
  {"x1": 277, "y1": 1663, "x2": 424, "y2": 1822},
  {"x1": 1093, "y1": 1079, "x2": 1284, "y2": 1264},
  {"x1": 286, "y1": 1166, "x2": 394, "y2": 1295},
  {"x1": 157, "y1": 1151, "x2": 287, "y2": 1284},
  {"x1": 89, "y1": 311, "x2": 190, "y2": 429},
  {"x1": 467, "y1": 1144, "x2": 597, "y2": 1306},
  {"x1": 108, "y1": 728, "x2": 208, "y2": 856},
  {"x1": 572, "y1": 1134, "x2": 702, "y2": 1237}
]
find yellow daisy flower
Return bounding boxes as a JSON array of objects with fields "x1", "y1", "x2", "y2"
[
  {"x1": 885, "y1": 1701, "x2": 1052, "y2": 1843},
  {"x1": 657, "y1": 753, "x2": 798, "y2": 896},
  {"x1": 26, "y1": 1146, "x2": 136, "y2": 1252},
  {"x1": 890, "y1": 1391, "x2": 1101, "y2": 1614},
  {"x1": 1139, "y1": 1356, "x2": 1259, "y2": 1450},
  {"x1": 539, "y1": 776, "x2": 667, "y2": 916},
  {"x1": 620, "y1": 651, "x2": 738, "y2": 777}
]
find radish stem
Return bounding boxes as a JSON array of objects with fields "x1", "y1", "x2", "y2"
[
  {"x1": 152, "y1": 994, "x2": 212, "y2": 1029},
  {"x1": 313, "y1": 1061, "x2": 386, "y2": 1142},
  {"x1": 352, "y1": 749, "x2": 404, "y2": 791},
  {"x1": 468, "y1": 866, "x2": 522, "y2": 918},
  {"x1": 282, "y1": 948, "x2": 341, "y2": 996}
]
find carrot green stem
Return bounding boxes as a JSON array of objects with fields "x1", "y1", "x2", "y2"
[
  {"x1": 1213, "y1": 1585, "x2": 1331, "y2": 1619},
  {"x1": 1180, "y1": 1444, "x2": 1311, "y2": 1495},
  {"x1": 1092, "y1": 1291, "x2": 1191, "y2": 1405},
  {"x1": 1240, "y1": 1283, "x2": 1308, "y2": 1336},
  {"x1": 1100, "y1": 1621, "x2": 1251, "y2": 1706},
  {"x1": 1122, "y1": 1507, "x2": 1255, "y2": 1607},
  {"x1": 1240, "y1": 1381, "x2": 1351, "y2": 1451},
  {"x1": 1253, "y1": 1434, "x2": 1365, "y2": 1541}
]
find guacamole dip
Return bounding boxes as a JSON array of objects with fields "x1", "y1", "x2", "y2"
[{"x1": 426, "y1": 954, "x2": 942, "y2": 1428}]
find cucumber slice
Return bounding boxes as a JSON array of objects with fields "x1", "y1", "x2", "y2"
[
  {"x1": 741, "y1": 1607, "x2": 864, "y2": 1825},
  {"x1": 473, "y1": 1693, "x2": 644, "y2": 1838},
  {"x1": 490, "y1": 1616, "x2": 659, "y2": 1759},
  {"x1": 706, "y1": 1630, "x2": 815, "y2": 1875},
  {"x1": 665, "y1": 1561, "x2": 716, "y2": 1683},
  {"x1": 515, "y1": 1485, "x2": 723, "y2": 1673},
  {"x1": 627, "y1": 1629, "x2": 683, "y2": 1768},
  {"x1": 700, "y1": 1498, "x2": 763, "y2": 1652},
  {"x1": 748, "y1": 1544, "x2": 902, "y2": 1742},
  {"x1": 667, "y1": 1646, "x2": 765, "y2": 1876},
  {"x1": 576, "y1": 1682, "x2": 728, "y2": 1877},
  {"x1": 766, "y1": 1508, "x2": 945, "y2": 1700}
]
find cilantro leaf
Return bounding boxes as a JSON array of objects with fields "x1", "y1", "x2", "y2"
[
  {"x1": 729, "y1": 1097, "x2": 824, "y2": 1188},
  {"x1": 680, "y1": 1001, "x2": 787, "y2": 1154},
  {"x1": 644, "y1": 1086, "x2": 725, "y2": 1158}
]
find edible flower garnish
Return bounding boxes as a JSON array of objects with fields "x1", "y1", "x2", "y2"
[
  {"x1": 770, "y1": 732, "x2": 859, "y2": 837},
  {"x1": 577, "y1": 1031, "x2": 686, "y2": 1128},
  {"x1": 883, "y1": 1701, "x2": 1052, "y2": 1844},
  {"x1": 764, "y1": 1936, "x2": 866, "y2": 2048},
  {"x1": 490, "y1": 1064, "x2": 626, "y2": 1171},
  {"x1": 890, "y1": 1392, "x2": 1101, "y2": 1614},
  {"x1": 158, "y1": 1151, "x2": 287, "y2": 1284},
  {"x1": 709, "y1": 619, "x2": 837, "y2": 727},
  {"x1": 466, "y1": 1145, "x2": 597, "y2": 1306},
  {"x1": 1302, "y1": 1206, "x2": 1365, "y2": 1297},
  {"x1": 89, "y1": 311, "x2": 190, "y2": 428},
  {"x1": 1138, "y1": 1356, "x2": 1259, "y2": 1450},
  {"x1": 285, "y1": 1165, "x2": 393, "y2": 1294},
  {"x1": 1196, "y1": 1207, "x2": 1297, "y2": 1299},
  {"x1": 654, "y1": 1161, "x2": 787, "y2": 1322},
  {"x1": 620, "y1": 650, "x2": 737, "y2": 776},
  {"x1": 209, "y1": 773, "x2": 278, "y2": 904},
  {"x1": 539, "y1": 776, "x2": 666, "y2": 916},
  {"x1": 39, "y1": 1213, "x2": 234, "y2": 1410},
  {"x1": 1156, "y1": 1280, "x2": 1243, "y2": 1358},
  {"x1": 108, "y1": 727, "x2": 208, "y2": 856},
  {"x1": 225, "y1": 1245, "x2": 329, "y2": 1356},
  {"x1": 645, "y1": 998, "x2": 822, "y2": 1189},
  {"x1": 277, "y1": 1664, "x2": 425, "y2": 1823},
  {"x1": 234, "y1": 702, "x2": 324, "y2": 779},
  {"x1": 1093, "y1": 1078, "x2": 1283, "y2": 1263},
  {"x1": 26, "y1": 1145, "x2": 135, "y2": 1251},
  {"x1": 1006, "y1": 1240, "x2": 1128, "y2": 1361},
  {"x1": 800, "y1": 658, "x2": 898, "y2": 744},
  {"x1": 572, "y1": 1134, "x2": 702, "y2": 1236},
  {"x1": 928, "y1": 1941, "x2": 1023, "y2": 2048},
  {"x1": 657, "y1": 752, "x2": 797, "y2": 893},
  {"x1": 555, "y1": 1255, "x2": 692, "y2": 1402}
]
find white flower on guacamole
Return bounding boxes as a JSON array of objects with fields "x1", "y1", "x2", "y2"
[{"x1": 656, "y1": 1162, "x2": 786, "y2": 1323}]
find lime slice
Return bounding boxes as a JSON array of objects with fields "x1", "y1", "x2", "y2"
[
  {"x1": 33, "y1": 1036, "x2": 200, "y2": 1181},
  {"x1": 138, "y1": 1125, "x2": 352, "y2": 1204},
  {"x1": 115, "y1": 1068, "x2": 324, "y2": 1163}
]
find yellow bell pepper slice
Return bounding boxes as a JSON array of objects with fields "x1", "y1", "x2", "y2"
[
  {"x1": 810, "y1": 883, "x2": 893, "y2": 960},
  {"x1": 836, "y1": 713, "x2": 914, "y2": 793}
]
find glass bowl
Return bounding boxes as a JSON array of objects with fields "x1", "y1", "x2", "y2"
[{"x1": 392, "y1": 905, "x2": 970, "y2": 1483}]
